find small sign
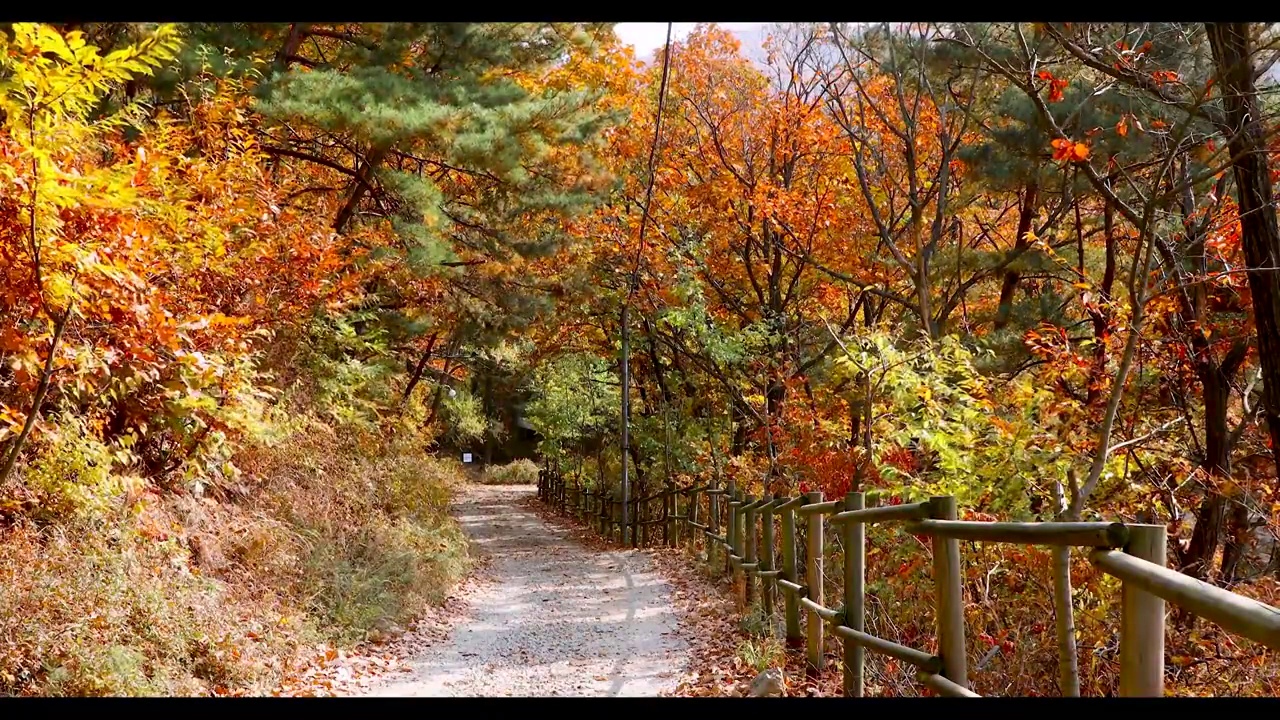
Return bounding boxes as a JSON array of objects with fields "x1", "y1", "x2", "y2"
[{"x1": 462, "y1": 453, "x2": 473, "y2": 463}]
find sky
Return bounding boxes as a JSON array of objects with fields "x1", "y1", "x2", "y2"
[{"x1": 613, "y1": 22, "x2": 766, "y2": 60}]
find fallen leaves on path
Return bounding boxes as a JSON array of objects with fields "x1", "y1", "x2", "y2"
[
  {"x1": 647, "y1": 548, "x2": 844, "y2": 698},
  {"x1": 529, "y1": 495, "x2": 848, "y2": 698}
]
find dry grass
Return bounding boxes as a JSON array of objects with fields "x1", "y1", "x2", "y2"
[
  {"x1": 229, "y1": 421, "x2": 471, "y2": 644},
  {"x1": 0, "y1": 514, "x2": 307, "y2": 696},
  {"x1": 0, "y1": 419, "x2": 472, "y2": 696},
  {"x1": 474, "y1": 459, "x2": 539, "y2": 485},
  {"x1": 736, "y1": 635, "x2": 787, "y2": 674}
]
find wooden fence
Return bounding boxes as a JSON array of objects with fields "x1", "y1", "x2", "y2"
[{"x1": 536, "y1": 467, "x2": 1280, "y2": 697}]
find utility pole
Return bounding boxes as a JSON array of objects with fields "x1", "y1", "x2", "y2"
[
  {"x1": 618, "y1": 22, "x2": 671, "y2": 546},
  {"x1": 620, "y1": 303, "x2": 630, "y2": 543}
]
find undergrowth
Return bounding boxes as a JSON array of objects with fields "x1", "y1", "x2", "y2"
[
  {"x1": 476, "y1": 459, "x2": 539, "y2": 485},
  {"x1": 0, "y1": 417, "x2": 471, "y2": 696},
  {"x1": 736, "y1": 636, "x2": 787, "y2": 674}
]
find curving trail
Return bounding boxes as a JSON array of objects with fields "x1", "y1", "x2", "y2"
[{"x1": 367, "y1": 484, "x2": 688, "y2": 697}]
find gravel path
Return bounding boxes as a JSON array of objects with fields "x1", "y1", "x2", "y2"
[{"x1": 367, "y1": 484, "x2": 688, "y2": 697}]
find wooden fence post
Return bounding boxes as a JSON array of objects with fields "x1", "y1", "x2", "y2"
[
  {"x1": 930, "y1": 495, "x2": 968, "y2": 689},
  {"x1": 651, "y1": 496, "x2": 658, "y2": 546},
  {"x1": 1119, "y1": 524, "x2": 1167, "y2": 697},
  {"x1": 761, "y1": 493, "x2": 775, "y2": 621},
  {"x1": 709, "y1": 483, "x2": 721, "y2": 570},
  {"x1": 599, "y1": 490, "x2": 608, "y2": 536},
  {"x1": 686, "y1": 488, "x2": 697, "y2": 552},
  {"x1": 781, "y1": 498, "x2": 802, "y2": 647},
  {"x1": 842, "y1": 491, "x2": 865, "y2": 697},
  {"x1": 654, "y1": 496, "x2": 660, "y2": 546},
  {"x1": 654, "y1": 494, "x2": 661, "y2": 545},
  {"x1": 732, "y1": 492, "x2": 746, "y2": 607},
  {"x1": 725, "y1": 483, "x2": 738, "y2": 577},
  {"x1": 744, "y1": 494, "x2": 757, "y2": 607},
  {"x1": 670, "y1": 488, "x2": 679, "y2": 547},
  {"x1": 631, "y1": 497, "x2": 640, "y2": 548},
  {"x1": 805, "y1": 490, "x2": 825, "y2": 675},
  {"x1": 650, "y1": 497, "x2": 657, "y2": 546},
  {"x1": 650, "y1": 496, "x2": 657, "y2": 546},
  {"x1": 663, "y1": 486, "x2": 672, "y2": 547}
]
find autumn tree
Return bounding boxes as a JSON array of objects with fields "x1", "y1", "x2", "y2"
[{"x1": 0, "y1": 24, "x2": 184, "y2": 486}]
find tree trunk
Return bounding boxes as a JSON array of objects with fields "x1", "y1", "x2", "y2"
[
  {"x1": 765, "y1": 374, "x2": 786, "y2": 479},
  {"x1": 482, "y1": 374, "x2": 494, "y2": 466},
  {"x1": 1183, "y1": 364, "x2": 1233, "y2": 581},
  {"x1": 424, "y1": 352, "x2": 456, "y2": 431},
  {"x1": 274, "y1": 23, "x2": 312, "y2": 75},
  {"x1": 730, "y1": 402, "x2": 747, "y2": 455},
  {"x1": 642, "y1": 318, "x2": 672, "y2": 405},
  {"x1": 0, "y1": 307, "x2": 73, "y2": 485},
  {"x1": 332, "y1": 145, "x2": 390, "y2": 234},
  {"x1": 1220, "y1": 499, "x2": 1252, "y2": 581},
  {"x1": 1054, "y1": 477, "x2": 1081, "y2": 696},
  {"x1": 1206, "y1": 23, "x2": 1280, "y2": 474},
  {"x1": 1085, "y1": 204, "x2": 1117, "y2": 406},
  {"x1": 849, "y1": 396, "x2": 862, "y2": 491},
  {"x1": 1051, "y1": 544, "x2": 1080, "y2": 696},
  {"x1": 400, "y1": 332, "x2": 439, "y2": 406},
  {"x1": 994, "y1": 183, "x2": 1038, "y2": 330}
]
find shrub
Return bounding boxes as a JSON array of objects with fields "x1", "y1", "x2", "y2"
[
  {"x1": 0, "y1": 417, "x2": 472, "y2": 696},
  {"x1": 0, "y1": 514, "x2": 306, "y2": 696},
  {"x1": 229, "y1": 422, "x2": 472, "y2": 645},
  {"x1": 18, "y1": 416, "x2": 139, "y2": 523},
  {"x1": 479, "y1": 459, "x2": 539, "y2": 485}
]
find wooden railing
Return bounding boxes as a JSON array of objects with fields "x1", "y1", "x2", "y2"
[{"x1": 535, "y1": 469, "x2": 1280, "y2": 697}]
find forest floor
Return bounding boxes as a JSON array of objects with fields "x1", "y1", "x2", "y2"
[{"x1": 361, "y1": 484, "x2": 689, "y2": 697}]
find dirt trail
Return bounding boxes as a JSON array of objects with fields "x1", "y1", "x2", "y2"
[{"x1": 366, "y1": 484, "x2": 688, "y2": 697}]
